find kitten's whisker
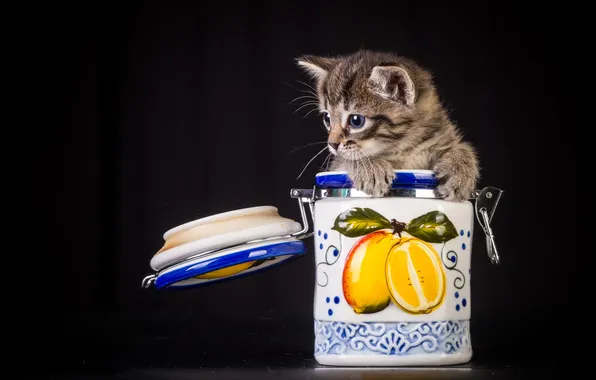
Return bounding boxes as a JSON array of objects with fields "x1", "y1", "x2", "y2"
[
  {"x1": 293, "y1": 87, "x2": 317, "y2": 97},
  {"x1": 359, "y1": 147, "x2": 373, "y2": 163},
  {"x1": 289, "y1": 95, "x2": 319, "y2": 104},
  {"x1": 320, "y1": 154, "x2": 328, "y2": 170},
  {"x1": 297, "y1": 101, "x2": 320, "y2": 107},
  {"x1": 359, "y1": 147, "x2": 374, "y2": 170},
  {"x1": 321, "y1": 152, "x2": 331, "y2": 171},
  {"x1": 284, "y1": 82, "x2": 318, "y2": 98},
  {"x1": 286, "y1": 141, "x2": 327, "y2": 155},
  {"x1": 293, "y1": 102, "x2": 319, "y2": 115},
  {"x1": 298, "y1": 89, "x2": 318, "y2": 97},
  {"x1": 296, "y1": 146, "x2": 328, "y2": 180},
  {"x1": 302, "y1": 107, "x2": 321, "y2": 119},
  {"x1": 296, "y1": 80, "x2": 317, "y2": 94},
  {"x1": 325, "y1": 152, "x2": 334, "y2": 171}
]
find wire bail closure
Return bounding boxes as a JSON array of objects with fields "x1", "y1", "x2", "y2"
[
  {"x1": 473, "y1": 187, "x2": 503, "y2": 265},
  {"x1": 290, "y1": 186, "x2": 504, "y2": 265}
]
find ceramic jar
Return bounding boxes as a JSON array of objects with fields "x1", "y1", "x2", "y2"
[
  {"x1": 142, "y1": 169, "x2": 502, "y2": 367},
  {"x1": 290, "y1": 169, "x2": 502, "y2": 367}
]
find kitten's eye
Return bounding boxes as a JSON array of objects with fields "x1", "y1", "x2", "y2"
[
  {"x1": 349, "y1": 114, "x2": 366, "y2": 129},
  {"x1": 323, "y1": 112, "x2": 331, "y2": 128}
]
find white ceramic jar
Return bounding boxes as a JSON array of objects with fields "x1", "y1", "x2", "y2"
[
  {"x1": 142, "y1": 169, "x2": 502, "y2": 367},
  {"x1": 290, "y1": 169, "x2": 503, "y2": 367}
]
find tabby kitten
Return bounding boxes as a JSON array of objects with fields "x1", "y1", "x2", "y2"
[{"x1": 296, "y1": 49, "x2": 479, "y2": 202}]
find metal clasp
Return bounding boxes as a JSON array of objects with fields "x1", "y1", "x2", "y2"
[
  {"x1": 141, "y1": 274, "x2": 156, "y2": 289},
  {"x1": 290, "y1": 187, "x2": 317, "y2": 241},
  {"x1": 473, "y1": 187, "x2": 504, "y2": 265}
]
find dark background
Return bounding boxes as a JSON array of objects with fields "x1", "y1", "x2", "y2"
[{"x1": 26, "y1": 1, "x2": 578, "y2": 376}]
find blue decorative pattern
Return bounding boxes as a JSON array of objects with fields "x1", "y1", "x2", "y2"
[
  {"x1": 440, "y1": 243, "x2": 466, "y2": 290},
  {"x1": 315, "y1": 230, "x2": 342, "y2": 288},
  {"x1": 314, "y1": 320, "x2": 470, "y2": 356}
]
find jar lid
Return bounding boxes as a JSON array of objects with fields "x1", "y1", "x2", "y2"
[
  {"x1": 144, "y1": 206, "x2": 307, "y2": 289},
  {"x1": 315, "y1": 169, "x2": 438, "y2": 189},
  {"x1": 153, "y1": 237, "x2": 304, "y2": 289}
]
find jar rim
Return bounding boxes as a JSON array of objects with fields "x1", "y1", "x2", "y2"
[
  {"x1": 315, "y1": 169, "x2": 438, "y2": 190},
  {"x1": 315, "y1": 169, "x2": 436, "y2": 177}
]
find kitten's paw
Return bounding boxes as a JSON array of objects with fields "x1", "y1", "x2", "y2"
[
  {"x1": 349, "y1": 163, "x2": 394, "y2": 197},
  {"x1": 436, "y1": 182, "x2": 470, "y2": 202},
  {"x1": 435, "y1": 168, "x2": 476, "y2": 202}
]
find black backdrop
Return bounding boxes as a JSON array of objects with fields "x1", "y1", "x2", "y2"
[{"x1": 27, "y1": 1, "x2": 578, "y2": 373}]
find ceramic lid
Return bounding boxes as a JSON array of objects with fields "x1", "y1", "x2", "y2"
[
  {"x1": 147, "y1": 206, "x2": 307, "y2": 289},
  {"x1": 315, "y1": 169, "x2": 438, "y2": 189},
  {"x1": 154, "y1": 237, "x2": 304, "y2": 289}
]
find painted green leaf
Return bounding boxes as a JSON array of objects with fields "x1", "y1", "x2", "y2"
[
  {"x1": 331, "y1": 207, "x2": 392, "y2": 238},
  {"x1": 405, "y1": 211, "x2": 458, "y2": 243}
]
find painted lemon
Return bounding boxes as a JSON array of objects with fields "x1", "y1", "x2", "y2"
[
  {"x1": 385, "y1": 237, "x2": 446, "y2": 314},
  {"x1": 342, "y1": 230, "x2": 396, "y2": 314},
  {"x1": 195, "y1": 261, "x2": 257, "y2": 280}
]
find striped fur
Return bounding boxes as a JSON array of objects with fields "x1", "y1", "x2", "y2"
[{"x1": 297, "y1": 49, "x2": 479, "y2": 201}]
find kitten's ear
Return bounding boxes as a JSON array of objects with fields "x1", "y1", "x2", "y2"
[
  {"x1": 368, "y1": 66, "x2": 416, "y2": 106},
  {"x1": 296, "y1": 55, "x2": 338, "y2": 82}
]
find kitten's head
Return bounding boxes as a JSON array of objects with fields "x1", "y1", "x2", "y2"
[{"x1": 297, "y1": 50, "x2": 441, "y2": 160}]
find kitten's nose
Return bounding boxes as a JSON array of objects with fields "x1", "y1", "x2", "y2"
[{"x1": 328, "y1": 142, "x2": 339, "y2": 151}]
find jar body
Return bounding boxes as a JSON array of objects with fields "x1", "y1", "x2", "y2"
[{"x1": 312, "y1": 196, "x2": 474, "y2": 366}]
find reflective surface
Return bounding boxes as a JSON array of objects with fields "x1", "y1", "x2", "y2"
[
  {"x1": 120, "y1": 364, "x2": 530, "y2": 380},
  {"x1": 34, "y1": 312, "x2": 553, "y2": 379}
]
